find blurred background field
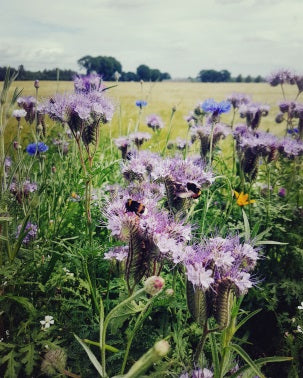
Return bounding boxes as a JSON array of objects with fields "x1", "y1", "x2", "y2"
[{"x1": 4, "y1": 80, "x2": 299, "y2": 152}]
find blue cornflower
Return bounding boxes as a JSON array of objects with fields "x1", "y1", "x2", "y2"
[
  {"x1": 135, "y1": 100, "x2": 147, "y2": 109},
  {"x1": 294, "y1": 128, "x2": 299, "y2": 133},
  {"x1": 26, "y1": 142, "x2": 49, "y2": 156},
  {"x1": 287, "y1": 129, "x2": 294, "y2": 134},
  {"x1": 201, "y1": 98, "x2": 231, "y2": 115}
]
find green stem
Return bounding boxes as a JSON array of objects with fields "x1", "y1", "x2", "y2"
[
  {"x1": 101, "y1": 288, "x2": 145, "y2": 377},
  {"x1": 162, "y1": 107, "x2": 176, "y2": 156},
  {"x1": 194, "y1": 321, "x2": 209, "y2": 363},
  {"x1": 120, "y1": 293, "x2": 160, "y2": 374}
]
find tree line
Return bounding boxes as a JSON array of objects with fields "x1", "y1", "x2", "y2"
[
  {"x1": 0, "y1": 57, "x2": 265, "y2": 83},
  {"x1": 197, "y1": 69, "x2": 265, "y2": 83}
]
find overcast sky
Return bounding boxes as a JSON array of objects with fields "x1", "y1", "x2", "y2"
[{"x1": 0, "y1": 0, "x2": 302, "y2": 78}]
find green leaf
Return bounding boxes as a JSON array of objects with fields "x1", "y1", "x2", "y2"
[
  {"x1": 20, "y1": 344, "x2": 37, "y2": 376},
  {"x1": 209, "y1": 331, "x2": 220, "y2": 378},
  {"x1": 255, "y1": 240, "x2": 288, "y2": 246},
  {"x1": 0, "y1": 349, "x2": 21, "y2": 378},
  {"x1": 229, "y1": 344, "x2": 265, "y2": 378},
  {"x1": 109, "y1": 300, "x2": 146, "y2": 334},
  {"x1": 229, "y1": 356, "x2": 293, "y2": 378},
  {"x1": 0, "y1": 295, "x2": 36, "y2": 317},
  {"x1": 235, "y1": 308, "x2": 262, "y2": 333},
  {"x1": 74, "y1": 334, "x2": 103, "y2": 377},
  {"x1": 242, "y1": 209, "x2": 250, "y2": 242}
]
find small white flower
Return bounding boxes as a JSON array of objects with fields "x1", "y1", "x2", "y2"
[
  {"x1": 0, "y1": 338, "x2": 3, "y2": 342},
  {"x1": 297, "y1": 325, "x2": 303, "y2": 334},
  {"x1": 66, "y1": 272, "x2": 74, "y2": 277},
  {"x1": 40, "y1": 315, "x2": 54, "y2": 330},
  {"x1": 297, "y1": 302, "x2": 303, "y2": 310},
  {"x1": 5, "y1": 330, "x2": 9, "y2": 336}
]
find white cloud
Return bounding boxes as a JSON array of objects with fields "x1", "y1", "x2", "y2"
[{"x1": 0, "y1": 0, "x2": 302, "y2": 77}]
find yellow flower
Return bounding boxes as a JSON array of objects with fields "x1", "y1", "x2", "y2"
[{"x1": 233, "y1": 190, "x2": 256, "y2": 206}]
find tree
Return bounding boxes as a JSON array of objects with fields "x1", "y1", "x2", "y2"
[
  {"x1": 160, "y1": 72, "x2": 171, "y2": 80},
  {"x1": 121, "y1": 71, "x2": 138, "y2": 81},
  {"x1": 254, "y1": 75, "x2": 263, "y2": 83},
  {"x1": 235, "y1": 74, "x2": 243, "y2": 82},
  {"x1": 150, "y1": 69, "x2": 161, "y2": 82},
  {"x1": 245, "y1": 75, "x2": 252, "y2": 83},
  {"x1": 77, "y1": 56, "x2": 122, "y2": 81},
  {"x1": 136, "y1": 65, "x2": 151, "y2": 81},
  {"x1": 198, "y1": 69, "x2": 231, "y2": 82}
]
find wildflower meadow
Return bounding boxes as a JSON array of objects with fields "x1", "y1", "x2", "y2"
[{"x1": 1, "y1": 69, "x2": 303, "y2": 377}]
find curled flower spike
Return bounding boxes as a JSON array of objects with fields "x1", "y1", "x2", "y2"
[{"x1": 233, "y1": 190, "x2": 256, "y2": 206}]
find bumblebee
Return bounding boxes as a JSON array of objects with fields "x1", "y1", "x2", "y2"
[
  {"x1": 125, "y1": 199, "x2": 146, "y2": 215},
  {"x1": 186, "y1": 182, "x2": 201, "y2": 199}
]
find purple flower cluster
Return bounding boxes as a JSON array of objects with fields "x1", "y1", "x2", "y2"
[
  {"x1": 167, "y1": 137, "x2": 190, "y2": 151},
  {"x1": 267, "y1": 69, "x2": 296, "y2": 87},
  {"x1": 12, "y1": 109, "x2": 27, "y2": 121},
  {"x1": 26, "y1": 142, "x2": 49, "y2": 156},
  {"x1": 226, "y1": 92, "x2": 251, "y2": 109},
  {"x1": 104, "y1": 183, "x2": 191, "y2": 266},
  {"x1": 183, "y1": 236, "x2": 259, "y2": 295},
  {"x1": 17, "y1": 96, "x2": 37, "y2": 124},
  {"x1": 128, "y1": 131, "x2": 151, "y2": 148},
  {"x1": 44, "y1": 91, "x2": 114, "y2": 145},
  {"x1": 10, "y1": 180, "x2": 38, "y2": 203},
  {"x1": 16, "y1": 222, "x2": 38, "y2": 244},
  {"x1": 278, "y1": 137, "x2": 303, "y2": 158},
  {"x1": 74, "y1": 73, "x2": 104, "y2": 93},
  {"x1": 146, "y1": 114, "x2": 164, "y2": 131},
  {"x1": 239, "y1": 102, "x2": 270, "y2": 129},
  {"x1": 191, "y1": 123, "x2": 231, "y2": 157},
  {"x1": 122, "y1": 150, "x2": 161, "y2": 182},
  {"x1": 104, "y1": 245, "x2": 129, "y2": 262}
]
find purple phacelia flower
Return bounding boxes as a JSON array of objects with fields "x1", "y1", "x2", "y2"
[
  {"x1": 26, "y1": 142, "x2": 49, "y2": 156},
  {"x1": 239, "y1": 103, "x2": 270, "y2": 129},
  {"x1": 44, "y1": 91, "x2": 114, "y2": 145},
  {"x1": 201, "y1": 98, "x2": 231, "y2": 115},
  {"x1": 278, "y1": 137, "x2": 303, "y2": 158},
  {"x1": 191, "y1": 123, "x2": 231, "y2": 157},
  {"x1": 12, "y1": 109, "x2": 27, "y2": 120},
  {"x1": 135, "y1": 100, "x2": 147, "y2": 108},
  {"x1": 122, "y1": 150, "x2": 163, "y2": 182},
  {"x1": 10, "y1": 180, "x2": 38, "y2": 203},
  {"x1": 16, "y1": 222, "x2": 38, "y2": 244},
  {"x1": 146, "y1": 114, "x2": 164, "y2": 131},
  {"x1": 104, "y1": 245, "x2": 129, "y2": 262},
  {"x1": 114, "y1": 136, "x2": 131, "y2": 159},
  {"x1": 184, "y1": 236, "x2": 259, "y2": 295},
  {"x1": 226, "y1": 93, "x2": 251, "y2": 109},
  {"x1": 267, "y1": 69, "x2": 296, "y2": 86},
  {"x1": 128, "y1": 131, "x2": 151, "y2": 148},
  {"x1": 74, "y1": 73, "x2": 104, "y2": 93},
  {"x1": 17, "y1": 96, "x2": 37, "y2": 124}
]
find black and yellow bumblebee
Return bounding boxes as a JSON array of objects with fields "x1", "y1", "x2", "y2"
[
  {"x1": 125, "y1": 199, "x2": 146, "y2": 215},
  {"x1": 186, "y1": 182, "x2": 202, "y2": 199}
]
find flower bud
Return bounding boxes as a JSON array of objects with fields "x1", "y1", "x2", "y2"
[
  {"x1": 51, "y1": 166, "x2": 56, "y2": 173},
  {"x1": 13, "y1": 141, "x2": 19, "y2": 150},
  {"x1": 144, "y1": 276, "x2": 165, "y2": 296},
  {"x1": 278, "y1": 187, "x2": 286, "y2": 197},
  {"x1": 172, "y1": 105, "x2": 177, "y2": 112},
  {"x1": 34, "y1": 80, "x2": 40, "y2": 89},
  {"x1": 154, "y1": 340, "x2": 170, "y2": 357},
  {"x1": 165, "y1": 288, "x2": 174, "y2": 296},
  {"x1": 37, "y1": 124, "x2": 43, "y2": 132}
]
